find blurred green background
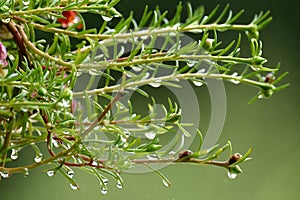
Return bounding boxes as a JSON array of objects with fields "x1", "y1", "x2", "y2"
[{"x1": 1, "y1": 0, "x2": 299, "y2": 199}]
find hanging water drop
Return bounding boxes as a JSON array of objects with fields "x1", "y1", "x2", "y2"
[
  {"x1": 52, "y1": 139, "x2": 60, "y2": 148},
  {"x1": 187, "y1": 60, "x2": 197, "y2": 67},
  {"x1": 101, "y1": 187, "x2": 108, "y2": 194},
  {"x1": 145, "y1": 132, "x2": 156, "y2": 140},
  {"x1": 132, "y1": 66, "x2": 142, "y2": 72},
  {"x1": 230, "y1": 72, "x2": 240, "y2": 85},
  {"x1": 47, "y1": 170, "x2": 55, "y2": 177},
  {"x1": 0, "y1": 172, "x2": 11, "y2": 178},
  {"x1": 70, "y1": 183, "x2": 79, "y2": 190},
  {"x1": 67, "y1": 170, "x2": 74, "y2": 178},
  {"x1": 34, "y1": 153, "x2": 43, "y2": 163},
  {"x1": 227, "y1": 171, "x2": 238, "y2": 179},
  {"x1": 10, "y1": 149, "x2": 19, "y2": 160},
  {"x1": 149, "y1": 81, "x2": 161, "y2": 88},
  {"x1": 142, "y1": 72, "x2": 150, "y2": 80},
  {"x1": 116, "y1": 180, "x2": 123, "y2": 189},
  {"x1": 88, "y1": 69, "x2": 99, "y2": 76},
  {"x1": 197, "y1": 68, "x2": 206, "y2": 74},
  {"x1": 192, "y1": 80, "x2": 204, "y2": 87},
  {"x1": 162, "y1": 179, "x2": 171, "y2": 187},
  {"x1": 1, "y1": 18, "x2": 11, "y2": 24},
  {"x1": 120, "y1": 135, "x2": 127, "y2": 143},
  {"x1": 103, "y1": 178, "x2": 109, "y2": 185},
  {"x1": 102, "y1": 15, "x2": 113, "y2": 22},
  {"x1": 23, "y1": 168, "x2": 29, "y2": 177}
]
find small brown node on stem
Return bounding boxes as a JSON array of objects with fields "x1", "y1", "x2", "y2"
[
  {"x1": 228, "y1": 153, "x2": 242, "y2": 165},
  {"x1": 178, "y1": 150, "x2": 193, "y2": 159}
]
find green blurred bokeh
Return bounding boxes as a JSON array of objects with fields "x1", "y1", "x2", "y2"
[{"x1": 1, "y1": 0, "x2": 299, "y2": 199}]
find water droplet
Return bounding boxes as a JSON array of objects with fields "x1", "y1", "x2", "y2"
[
  {"x1": 101, "y1": 187, "x2": 108, "y2": 194},
  {"x1": 0, "y1": 172, "x2": 11, "y2": 178},
  {"x1": 132, "y1": 66, "x2": 142, "y2": 72},
  {"x1": 162, "y1": 179, "x2": 171, "y2": 187},
  {"x1": 47, "y1": 170, "x2": 55, "y2": 177},
  {"x1": 141, "y1": 35, "x2": 149, "y2": 40},
  {"x1": 10, "y1": 149, "x2": 18, "y2": 160},
  {"x1": 142, "y1": 72, "x2": 150, "y2": 80},
  {"x1": 34, "y1": 153, "x2": 43, "y2": 163},
  {"x1": 70, "y1": 183, "x2": 79, "y2": 190},
  {"x1": 67, "y1": 170, "x2": 74, "y2": 178},
  {"x1": 192, "y1": 80, "x2": 204, "y2": 87},
  {"x1": 92, "y1": 160, "x2": 99, "y2": 166},
  {"x1": 23, "y1": 168, "x2": 29, "y2": 177},
  {"x1": 227, "y1": 171, "x2": 238, "y2": 179},
  {"x1": 1, "y1": 18, "x2": 11, "y2": 24},
  {"x1": 187, "y1": 60, "x2": 197, "y2": 67},
  {"x1": 116, "y1": 180, "x2": 123, "y2": 189},
  {"x1": 102, "y1": 15, "x2": 113, "y2": 22},
  {"x1": 52, "y1": 139, "x2": 60, "y2": 148},
  {"x1": 258, "y1": 89, "x2": 273, "y2": 99},
  {"x1": 103, "y1": 178, "x2": 109, "y2": 185},
  {"x1": 120, "y1": 135, "x2": 127, "y2": 143},
  {"x1": 149, "y1": 80, "x2": 161, "y2": 88},
  {"x1": 147, "y1": 154, "x2": 158, "y2": 160},
  {"x1": 88, "y1": 69, "x2": 99, "y2": 76},
  {"x1": 197, "y1": 68, "x2": 206, "y2": 73},
  {"x1": 145, "y1": 132, "x2": 156, "y2": 140}
]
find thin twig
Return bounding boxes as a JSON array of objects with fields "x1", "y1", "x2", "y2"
[{"x1": 81, "y1": 92, "x2": 124, "y2": 136}]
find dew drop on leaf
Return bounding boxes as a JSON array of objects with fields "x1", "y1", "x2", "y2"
[
  {"x1": 230, "y1": 72, "x2": 240, "y2": 85},
  {"x1": 149, "y1": 82, "x2": 161, "y2": 88},
  {"x1": 162, "y1": 179, "x2": 171, "y2": 187},
  {"x1": 67, "y1": 170, "x2": 74, "y2": 178},
  {"x1": 23, "y1": 168, "x2": 29, "y2": 177},
  {"x1": 101, "y1": 187, "x2": 108, "y2": 194},
  {"x1": 145, "y1": 132, "x2": 156, "y2": 140},
  {"x1": 187, "y1": 60, "x2": 197, "y2": 67},
  {"x1": 227, "y1": 171, "x2": 238, "y2": 179},
  {"x1": 192, "y1": 80, "x2": 203, "y2": 87},
  {"x1": 34, "y1": 153, "x2": 43, "y2": 163},
  {"x1": 70, "y1": 183, "x2": 79, "y2": 190},
  {"x1": 0, "y1": 172, "x2": 11, "y2": 178},
  {"x1": 132, "y1": 66, "x2": 142, "y2": 72},
  {"x1": 102, "y1": 15, "x2": 113, "y2": 22},
  {"x1": 116, "y1": 180, "x2": 123, "y2": 189},
  {"x1": 47, "y1": 170, "x2": 55, "y2": 177},
  {"x1": 103, "y1": 178, "x2": 109, "y2": 185},
  {"x1": 10, "y1": 149, "x2": 18, "y2": 160}
]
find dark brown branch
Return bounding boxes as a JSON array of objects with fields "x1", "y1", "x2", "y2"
[
  {"x1": 81, "y1": 92, "x2": 124, "y2": 137},
  {"x1": 4, "y1": 20, "x2": 30, "y2": 68}
]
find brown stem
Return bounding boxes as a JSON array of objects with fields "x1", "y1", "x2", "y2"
[
  {"x1": 4, "y1": 20, "x2": 30, "y2": 68},
  {"x1": 81, "y1": 92, "x2": 124, "y2": 137}
]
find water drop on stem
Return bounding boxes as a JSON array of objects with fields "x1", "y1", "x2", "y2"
[
  {"x1": 67, "y1": 170, "x2": 74, "y2": 178},
  {"x1": 102, "y1": 15, "x2": 113, "y2": 22},
  {"x1": 101, "y1": 187, "x2": 108, "y2": 194},
  {"x1": 34, "y1": 153, "x2": 43, "y2": 163},
  {"x1": 227, "y1": 171, "x2": 238, "y2": 179},
  {"x1": 10, "y1": 149, "x2": 18, "y2": 160},
  {"x1": 116, "y1": 180, "x2": 123, "y2": 189},
  {"x1": 23, "y1": 168, "x2": 29, "y2": 177},
  {"x1": 47, "y1": 170, "x2": 55, "y2": 177},
  {"x1": 162, "y1": 179, "x2": 171, "y2": 187},
  {"x1": 70, "y1": 183, "x2": 79, "y2": 190},
  {"x1": 192, "y1": 80, "x2": 204, "y2": 87},
  {"x1": 0, "y1": 172, "x2": 11, "y2": 178}
]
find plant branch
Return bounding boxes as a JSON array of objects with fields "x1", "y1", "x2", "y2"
[
  {"x1": 73, "y1": 72, "x2": 275, "y2": 98},
  {"x1": 81, "y1": 91, "x2": 124, "y2": 136}
]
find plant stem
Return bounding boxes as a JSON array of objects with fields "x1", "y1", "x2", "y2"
[
  {"x1": 73, "y1": 72, "x2": 274, "y2": 98},
  {"x1": 0, "y1": 143, "x2": 76, "y2": 173},
  {"x1": 81, "y1": 92, "x2": 124, "y2": 136}
]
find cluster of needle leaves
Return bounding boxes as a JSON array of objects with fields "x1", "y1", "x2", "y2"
[{"x1": 0, "y1": 0, "x2": 287, "y2": 192}]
